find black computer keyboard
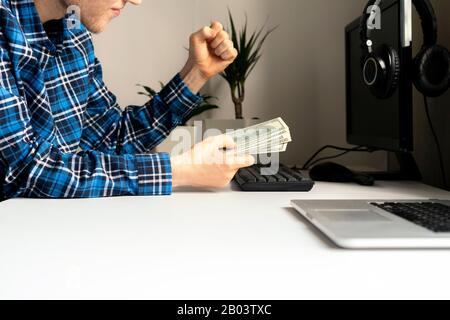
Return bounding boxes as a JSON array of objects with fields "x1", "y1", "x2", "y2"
[
  {"x1": 372, "y1": 202, "x2": 450, "y2": 233},
  {"x1": 234, "y1": 164, "x2": 314, "y2": 192}
]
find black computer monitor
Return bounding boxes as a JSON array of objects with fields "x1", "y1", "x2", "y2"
[{"x1": 345, "y1": 0, "x2": 413, "y2": 152}]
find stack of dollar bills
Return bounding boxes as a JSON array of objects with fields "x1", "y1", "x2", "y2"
[{"x1": 225, "y1": 118, "x2": 292, "y2": 155}]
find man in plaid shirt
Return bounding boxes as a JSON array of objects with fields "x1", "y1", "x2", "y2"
[{"x1": 0, "y1": 0, "x2": 254, "y2": 200}]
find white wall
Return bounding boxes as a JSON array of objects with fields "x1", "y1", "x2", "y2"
[{"x1": 94, "y1": 0, "x2": 449, "y2": 188}]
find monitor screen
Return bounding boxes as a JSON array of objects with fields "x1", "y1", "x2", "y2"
[{"x1": 346, "y1": 0, "x2": 413, "y2": 152}]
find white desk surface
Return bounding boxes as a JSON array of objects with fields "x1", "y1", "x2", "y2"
[{"x1": 1, "y1": 181, "x2": 450, "y2": 300}]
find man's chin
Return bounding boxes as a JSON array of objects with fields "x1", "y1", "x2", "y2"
[{"x1": 82, "y1": 20, "x2": 108, "y2": 34}]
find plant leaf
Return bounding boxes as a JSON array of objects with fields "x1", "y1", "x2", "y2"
[
  {"x1": 186, "y1": 104, "x2": 219, "y2": 120},
  {"x1": 221, "y1": 10, "x2": 277, "y2": 119},
  {"x1": 136, "y1": 84, "x2": 157, "y2": 97}
]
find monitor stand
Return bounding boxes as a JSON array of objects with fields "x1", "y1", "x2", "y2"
[{"x1": 363, "y1": 152, "x2": 422, "y2": 181}]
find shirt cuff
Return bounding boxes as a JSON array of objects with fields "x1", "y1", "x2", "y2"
[
  {"x1": 158, "y1": 73, "x2": 203, "y2": 124},
  {"x1": 135, "y1": 153, "x2": 173, "y2": 196}
]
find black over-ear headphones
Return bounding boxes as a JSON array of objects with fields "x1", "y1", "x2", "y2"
[{"x1": 360, "y1": 0, "x2": 450, "y2": 99}]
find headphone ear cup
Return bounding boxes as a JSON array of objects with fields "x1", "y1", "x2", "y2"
[
  {"x1": 414, "y1": 45, "x2": 450, "y2": 97},
  {"x1": 385, "y1": 46, "x2": 401, "y2": 98},
  {"x1": 363, "y1": 45, "x2": 400, "y2": 99}
]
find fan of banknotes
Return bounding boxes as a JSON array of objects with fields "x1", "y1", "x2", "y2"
[{"x1": 225, "y1": 118, "x2": 292, "y2": 155}]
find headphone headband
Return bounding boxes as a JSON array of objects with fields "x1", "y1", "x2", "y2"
[
  {"x1": 360, "y1": 0, "x2": 438, "y2": 52},
  {"x1": 412, "y1": 0, "x2": 438, "y2": 46}
]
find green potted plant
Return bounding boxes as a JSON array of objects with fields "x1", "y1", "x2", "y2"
[
  {"x1": 137, "y1": 83, "x2": 219, "y2": 125},
  {"x1": 137, "y1": 83, "x2": 219, "y2": 154},
  {"x1": 221, "y1": 10, "x2": 277, "y2": 120}
]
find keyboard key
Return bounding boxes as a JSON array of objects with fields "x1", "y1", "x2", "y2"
[
  {"x1": 248, "y1": 167, "x2": 267, "y2": 183},
  {"x1": 234, "y1": 164, "x2": 315, "y2": 192},
  {"x1": 371, "y1": 202, "x2": 450, "y2": 233}
]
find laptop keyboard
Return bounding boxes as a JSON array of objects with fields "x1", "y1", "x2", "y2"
[{"x1": 371, "y1": 202, "x2": 450, "y2": 233}]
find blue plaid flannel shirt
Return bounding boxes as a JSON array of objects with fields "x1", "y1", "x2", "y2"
[{"x1": 0, "y1": 0, "x2": 202, "y2": 200}]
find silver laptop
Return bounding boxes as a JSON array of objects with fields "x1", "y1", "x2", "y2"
[{"x1": 291, "y1": 199, "x2": 450, "y2": 249}]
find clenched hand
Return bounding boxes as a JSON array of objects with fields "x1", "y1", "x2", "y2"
[{"x1": 180, "y1": 21, "x2": 237, "y2": 93}]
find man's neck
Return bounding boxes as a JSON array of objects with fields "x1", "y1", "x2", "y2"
[{"x1": 33, "y1": 0, "x2": 68, "y2": 23}]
